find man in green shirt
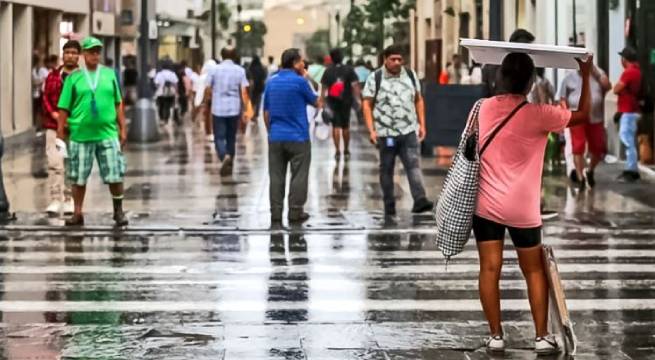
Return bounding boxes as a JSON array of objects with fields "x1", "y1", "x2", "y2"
[{"x1": 57, "y1": 37, "x2": 128, "y2": 226}]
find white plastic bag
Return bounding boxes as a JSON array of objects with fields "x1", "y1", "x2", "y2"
[{"x1": 55, "y1": 138, "x2": 68, "y2": 158}]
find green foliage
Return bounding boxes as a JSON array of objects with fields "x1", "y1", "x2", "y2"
[
  {"x1": 305, "y1": 30, "x2": 330, "y2": 62},
  {"x1": 218, "y1": 2, "x2": 231, "y2": 30},
  {"x1": 234, "y1": 20, "x2": 267, "y2": 56},
  {"x1": 343, "y1": 0, "x2": 415, "y2": 57}
]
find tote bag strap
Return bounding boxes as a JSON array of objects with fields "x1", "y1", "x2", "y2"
[
  {"x1": 462, "y1": 99, "x2": 484, "y2": 138},
  {"x1": 479, "y1": 100, "x2": 528, "y2": 157}
]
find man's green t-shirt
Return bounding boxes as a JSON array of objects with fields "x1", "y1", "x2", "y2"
[{"x1": 58, "y1": 66, "x2": 122, "y2": 142}]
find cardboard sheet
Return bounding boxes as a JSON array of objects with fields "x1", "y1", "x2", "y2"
[{"x1": 460, "y1": 38, "x2": 592, "y2": 69}]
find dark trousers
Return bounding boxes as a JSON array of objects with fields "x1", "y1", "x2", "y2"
[
  {"x1": 269, "y1": 141, "x2": 311, "y2": 219},
  {"x1": 212, "y1": 115, "x2": 240, "y2": 161},
  {"x1": 251, "y1": 90, "x2": 263, "y2": 119},
  {"x1": 157, "y1": 96, "x2": 175, "y2": 121},
  {"x1": 378, "y1": 133, "x2": 428, "y2": 209},
  {"x1": 178, "y1": 94, "x2": 188, "y2": 115}
]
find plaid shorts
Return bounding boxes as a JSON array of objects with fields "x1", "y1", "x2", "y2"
[{"x1": 67, "y1": 138, "x2": 126, "y2": 185}]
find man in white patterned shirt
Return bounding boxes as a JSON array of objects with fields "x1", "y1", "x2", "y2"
[
  {"x1": 205, "y1": 48, "x2": 252, "y2": 175},
  {"x1": 362, "y1": 44, "x2": 433, "y2": 217}
]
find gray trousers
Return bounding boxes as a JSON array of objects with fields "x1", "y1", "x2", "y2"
[
  {"x1": 378, "y1": 133, "x2": 427, "y2": 209},
  {"x1": 269, "y1": 141, "x2": 311, "y2": 219}
]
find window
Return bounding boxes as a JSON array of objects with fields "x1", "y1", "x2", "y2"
[{"x1": 93, "y1": 0, "x2": 116, "y2": 13}]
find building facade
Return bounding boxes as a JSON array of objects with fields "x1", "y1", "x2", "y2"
[
  {"x1": 0, "y1": 0, "x2": 90, "y2": 139},
  {"x1": 410, "y1": 0, "x2": 655, "y2": 160}
]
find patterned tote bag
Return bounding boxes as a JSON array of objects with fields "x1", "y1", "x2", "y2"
[{"x1": 435, "y1": 99, "x2": 527, "y2": 259}]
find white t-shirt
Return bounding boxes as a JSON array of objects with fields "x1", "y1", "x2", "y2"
[
  {"x1": 32, "y1": 67, "x2": 49, "y2": 98},
  {"x1": 154, "y1": 69, "x2": 179, "y2": 97}
]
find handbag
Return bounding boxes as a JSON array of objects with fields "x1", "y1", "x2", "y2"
[{"x1": 435, "y1": 99, "x2": 527, "y2": 259}]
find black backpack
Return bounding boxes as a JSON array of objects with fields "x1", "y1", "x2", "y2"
[{"x1": 373, "y1": 67, "x2": 418, "y2": 106}]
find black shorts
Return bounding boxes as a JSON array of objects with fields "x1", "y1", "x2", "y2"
[
  {"x1": 472, "y1": 215, "x2": 542, "y2": 248},
  {"x1": 327, "y1": 100, "x2": 352, "y2": 129}
]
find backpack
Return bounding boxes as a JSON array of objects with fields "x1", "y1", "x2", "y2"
[
  {"x1": 162, "y1": 81, "x2": 176, "y2": 97},
  {"x1": 327, "y1": 65, "x2": 349, "y2": 100},
  {"x1": 373, "y1": 67, "x2": 418, "y2": 107}
]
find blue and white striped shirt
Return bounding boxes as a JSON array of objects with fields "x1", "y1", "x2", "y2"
[{"x1": 206, "y1": 60, "x2": 249, "y2": 117}]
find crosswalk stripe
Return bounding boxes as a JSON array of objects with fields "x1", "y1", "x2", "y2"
[
  {"x1": 0, "y1": 263, "x2": 652, "y2": 274},
  {"x1": 0, "y1": 249, "x2": 654, "y2": 261},
  {"x1": 1, "y1": 278, "x2": 653, "y2": 291},
  {"x1": 0, "y1": 298, "x2": 652, "y2": 313}
]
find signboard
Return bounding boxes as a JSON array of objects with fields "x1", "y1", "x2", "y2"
[
  {"x1": 92, "y1": 11, "x2": 116, "y2": 36},
  {"x1": 148, "y1": 20, "x2": 158, "y2": 40}
]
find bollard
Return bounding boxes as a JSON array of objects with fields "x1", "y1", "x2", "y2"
[{"x1": 128, "y1": 98, "x2": 159, "y2": 143}]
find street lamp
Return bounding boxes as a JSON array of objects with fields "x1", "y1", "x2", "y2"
[
  {"x1": 128, "y1": 0, "x2": 159, "y2": 143},
  {"x1": 211, "y1": 0, "x2": 217, "y2": 59},
  {"x1": 236, "y1": 3, "x2": 242, "y2": 57},
  {"x1": 335, "y1": 11, "x2": 341, "y2": 49}
]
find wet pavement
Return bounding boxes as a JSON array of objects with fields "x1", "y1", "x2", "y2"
[{"x1": 1, "y1": 118, "x2": 654, "y2": 359}]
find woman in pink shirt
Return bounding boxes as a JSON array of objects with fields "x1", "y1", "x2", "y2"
[{"x1": 474, "y1": 53, "x2": 592, "y2": 355}]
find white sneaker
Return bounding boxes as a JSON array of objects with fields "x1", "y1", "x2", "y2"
[
  {"x1": 46, "y1": 201, "x2": 62, "y2": 215},
  {"x1": 485, "y1": 335, "x2": 505, "y2": 353},
  {"x1": 535, "y1": 334, "x2": 561, "y2": 355},
  {"x1": 62, "y1": 200, "x2": 74, "y2": 215}
]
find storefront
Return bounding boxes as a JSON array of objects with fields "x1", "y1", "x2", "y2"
[{"x1": 0, "y1": 0, "x2": 90, "y2": 139}]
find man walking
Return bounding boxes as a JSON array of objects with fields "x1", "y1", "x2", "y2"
[
  {"x1": 614, "y1": 47, "x2": 642, "y2": 182},
  {"x1": 57, "y1": 37, "x2": 128, "y2": 226},
  {"x1": 321, "y1": 48, "x2": 360, "y2": 160},
  {"x1": 154, "y1": 62, "x2": 179, "y2": 125},
  {"x1": 264, "y1": 48, "x2": 321, "y2": 225},
  {"x1": 560, "y1": 62, "x2": 611, "y2": 188},
  {"x1": 205, "y1": 47, "x2": 251, "y2": 176},
  {"x1": 362, "y1": 45, "x2": 433, "y2": 216},
  {"x1": 42, "y1": 40, "x2": 81, "y2": 215}
]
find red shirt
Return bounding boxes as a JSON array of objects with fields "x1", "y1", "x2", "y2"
[
  {"x1": 617, "y1": 63, "x2": 641, "y2": 113},
  {"x1": 42, "y1": 66, "x2": 77, "y2": 130}
]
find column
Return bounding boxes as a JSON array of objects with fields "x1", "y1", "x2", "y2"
[
  {"x1": 78, "y1": 13, "x2": 90, "y2": 37},
  {"x1": 410, "y1": 7, "x2": 417, "y2": 71},
  {"x1": 13, "y1": 4, "x2": 33, "y2": 135},
  {"x1": 502, "y1": 0, "x2": 516, "y2": 40},
  {"x1": 0, "y1": 2, "x2": 13, "y2": 136},
  {"x1": 49, "y1": 11, "x2": 63, "y2": 57}
]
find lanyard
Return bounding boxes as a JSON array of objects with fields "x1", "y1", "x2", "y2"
[{"x1": 82, "y1": 65, "x2": 102, "y2": 94}]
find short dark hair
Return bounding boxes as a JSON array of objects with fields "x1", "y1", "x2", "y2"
[
  {"x1": 281, "y1": 48, "x2": 301, "y2": 69},
  {"x1": 382, "y1": 44, "x2": 404, "y2": 59},
  {"x1": 330, "y1": 48, "x2": 344, "y2": 64},
  {"x1": 221, "y1": 47, "x2": 237, "y2": 61},
  {"x1": 509, "y1": 29, "x2": 535, "y2": 43},
  {"x1": 46, "y1": 54, "x2": 59, "y2": 64},
  {"x1": 62, "y1": 40, "x2": 81, "y2": 53},
  {"x1": 500, "y1": 53, "x2": 535, "y2": 94}
]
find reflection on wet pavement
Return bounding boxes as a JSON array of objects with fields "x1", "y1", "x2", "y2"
[{"x1": 1, "y1": 120, "x2": 654, "y2": 359}]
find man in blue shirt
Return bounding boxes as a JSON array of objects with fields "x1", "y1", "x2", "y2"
[{"x1": 264, "y1": 48, "x2": 321, "y2": 225}]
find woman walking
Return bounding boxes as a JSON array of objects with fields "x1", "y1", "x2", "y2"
[{"x1": 474, "y1": 53, "x2": 591, "y2": 355}]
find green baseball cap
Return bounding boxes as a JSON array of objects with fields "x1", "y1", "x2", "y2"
[{"x1": 81, "y1": 36, "x2": 103, "y2": 50}]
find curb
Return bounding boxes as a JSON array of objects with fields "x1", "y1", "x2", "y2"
[{"x1": 638, "y1": 163, "x2": 655, "y2": 183}]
